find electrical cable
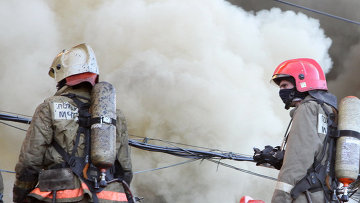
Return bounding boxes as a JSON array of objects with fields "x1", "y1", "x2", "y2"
[
  {"x1": 129, "y1": 139, "x2": 254, "y2": 161},
  {"x1": 273, "y1": 0, "x2": 360, "y2": 26},
  {"x1": 0, "y1": 113, "x2": 31, "y2": 124},
  {"x1": 0, "y1": 110, "x2": 31, "y2": 118},
  {"x1": 0, "y1": 112, "x2": 278, "y2": 184},
  {"x1": 0, "y1": 121, "x2": 27, "y2": 132},
  {"x1": 0, "y1": 116, "x2": 252, "y2": 159},
  {"x1": 0, "y1": 169, "x2": 15, "y2": 174},
  {"x1": 130, "y1": 134, "x2": 252, "y2": 157},
  {"x1": 131, "y1": 134, "x2": 219, "y2": 151},
  {"x1": 207, "y1": 159, "x2": 278, "y2": 181},
  {"x1": 6, "y1": 111, "x2": 358, "y2": 197},
  {"x1": 134, "y1": 159, "x2": 199, "y2": 174},
  {"x1": 0, "y1": 113, "x2": 255, "y2": 161}
]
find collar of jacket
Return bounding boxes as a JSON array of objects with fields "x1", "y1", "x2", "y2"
[
  {"x1": 55, "y1": 85, "x2": 91, "y2": 99},
  {"x1": 289, "y1": 95, "x2": 315, "y2": 117},
  {"x1": 308, "y1": 90, "x2": 337, "y2": 110}
]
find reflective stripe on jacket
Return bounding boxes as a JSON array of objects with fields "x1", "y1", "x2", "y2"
[
  {"x1": 29, "y1": 187, "x2": 83, "y2": 202},
  {"x1": 81, "y1": 183, "x2": 128, "y2": 202},
  {"x1": 29, "y1": 182, "x2": 128, "y2": 202}
]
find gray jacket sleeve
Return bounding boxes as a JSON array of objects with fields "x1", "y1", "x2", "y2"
[
  {"x1": 13, "y1": 102, "x2": 53, "y2": 202},
  {"x1": 116, "y1": 109, "x2": 133, "y2": 185}
]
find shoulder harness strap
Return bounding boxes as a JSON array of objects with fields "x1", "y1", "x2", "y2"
[{"x1": 51, "y1": 93, "x2": 110, "y2": 202}]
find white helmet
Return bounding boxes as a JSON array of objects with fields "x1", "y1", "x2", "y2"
[{"x1": 49, "y1": 43, "x2": 99, "y2": 86}]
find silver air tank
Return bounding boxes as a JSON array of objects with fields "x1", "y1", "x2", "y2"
[
  {"x1": 90, "y1": 82, "x2": 117, "y2": 172},
  {"x1": 335, "y1": 96, "x2": 360, "y2": 200}
]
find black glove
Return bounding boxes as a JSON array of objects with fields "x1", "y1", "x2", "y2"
[{"x1": 253, "y1": 145, "x2": 284, "y2": 170}]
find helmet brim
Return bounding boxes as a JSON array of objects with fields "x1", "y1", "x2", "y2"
[
  {"x1": 65, "y1": 72, "x2": 98, "y2": 86},
  {"x1": 270, "y1": 74, "x2": 293, "y2": 86}
]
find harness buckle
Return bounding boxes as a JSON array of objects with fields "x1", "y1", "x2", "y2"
[
  {"x1": 100, "y1": 116, "x2": 111, "y2": 124},
  {"x1": 68, "y1": 157, "x2": 76, "y2": 167}
]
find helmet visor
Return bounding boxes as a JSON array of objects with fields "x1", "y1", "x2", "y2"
[{"x1": 270, "y1": 74, "x2": 293, "y2": 86}]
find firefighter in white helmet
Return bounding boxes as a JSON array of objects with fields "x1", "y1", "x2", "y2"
[
  {"x1": 13, "y1": 43, "x2": 133, "y2": 202},
  {"x1": 254, "y1": 58, "x2": 338, "y2": 202}
]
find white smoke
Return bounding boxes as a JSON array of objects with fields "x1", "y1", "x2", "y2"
[
  {"x1": 0, "y1": 0, "x2": 58, "y2": 109},
  {"x1": 0, "y1": 0, "x2": 332, "y2": 202},
  {"x1": 328, "y1": 43, "x2": 360, "y2": 98},
  {"x1": 0, "y1": 0, "x2": 58, "y2": 201},
  {"x1": 82, "y1": 1, "x2": 332, "y2": 202},
  {"x1": 228, "y1": 0, "x2": 360, "y2": 99}
]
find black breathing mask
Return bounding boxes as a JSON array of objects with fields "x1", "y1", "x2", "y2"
[{"x1": 279, "y1": 88, "x2": 308, "y2": 109}]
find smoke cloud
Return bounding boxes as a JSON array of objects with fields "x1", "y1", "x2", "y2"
[
  {"x1": 0, "y1": 1, "x2": 58, "y2": 201},
  {"x1": 0, "y1": 0, "x2": 334, "y2": 202},
  {"x1": 228, "y1": 0, "x2": 360, "y2": 99},
  {"x1": 328, "y1": 43, "x2": 360, "y2": 98}
]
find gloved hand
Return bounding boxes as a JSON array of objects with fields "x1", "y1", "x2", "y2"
[{"x1": 253, "y1": 145, "x2": 284, "y2": 170}]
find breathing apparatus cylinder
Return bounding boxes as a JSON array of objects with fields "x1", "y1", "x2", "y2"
[
  {"x1": 90, "y1": 82, "x2": 117, "y2": 172},
  {"x1": 335, "y1": 96, "x2": 360, "y2": 199}
]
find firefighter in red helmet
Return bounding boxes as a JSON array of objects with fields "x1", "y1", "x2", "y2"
[
  {"x1": 254, "y1": 58, "x2": 338, "y2": 202},
  {"x1": 13, "y1": 43, "x2": 133, "y2": 202}
]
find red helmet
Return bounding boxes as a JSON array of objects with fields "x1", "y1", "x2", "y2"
[
  {"x1": 271, "y1": 58, "x2": 328, "y2": 92},
  {"x1": 240, "y1": 196, "x2": 265, "y2": 203}
]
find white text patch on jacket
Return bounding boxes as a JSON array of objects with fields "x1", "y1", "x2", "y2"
[
  {"x1": 317, "y1": 113, "x2": 328, "y2": 134},
  {"x1": 53, "y1": 102, "x2": 78, "y2": 120}
]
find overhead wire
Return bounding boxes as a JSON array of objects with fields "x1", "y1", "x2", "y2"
[
  {"x1": 0, "y1": 112, "x2": 268, "y2": 181},
  {"x1": 272, "y1": 0, "x2": 360, "y2": 26},
  {"x1": 0, "y1": 169, "x2": 15, "y2": 174},
  {"x1": 0, "y1": 110, "x2": 31, "y2": 118},
  {"x1": 130, "y1": 134, "x2": 252, "y2": 157},
  {"x1": 129, "y1": 135, "x2": 276, "y2": 180},
  {"x1": 134, "y1": 159, "x2": 199, "y2": 174},
  {"x1": 0, "y1": 113, "x2": 255, "y2": 162},
  {"x1": 0, "y1": 113, "x2": 31, "y2": 124},
  {"x1": 130, "y1": 134, "x2": 221, "y2": 151},
  {"x1": 2, "y1": 110, "x2": 360, "y2": 198},
  {"x1": 128, "y1": 139, "x2": 254, "y2": 162},
  {"x1": 2, "y1": 109, "x2": 360, "y2": 198},
  {"x1": 207, "y1": 159, "x2": 277, "y2": 181},
  {"x1": 0, "y1": 121, "x2": 27, "y2": 132}
]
